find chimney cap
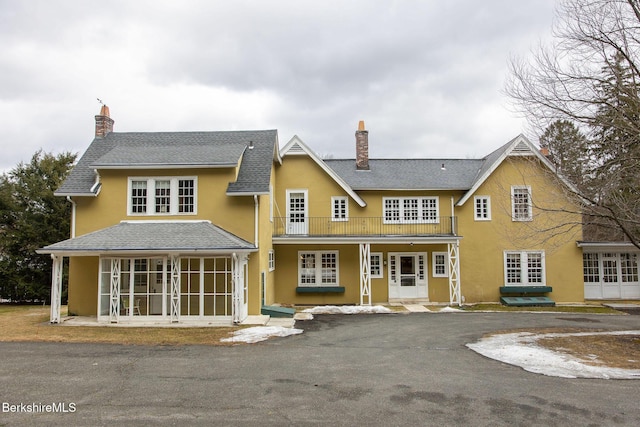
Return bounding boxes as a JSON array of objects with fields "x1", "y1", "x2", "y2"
[
  {"x1": 358, "y1": 120, "x2": 366, "y2": 131},
  {"x1": 99, "y1": 104, "x2": 110, "y2": 117}
]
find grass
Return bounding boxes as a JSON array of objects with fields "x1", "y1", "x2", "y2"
[{"x1": 0, "y1": 305, "x2": 240, "y2": 346}]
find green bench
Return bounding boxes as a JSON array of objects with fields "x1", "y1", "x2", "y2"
[{"x1": 499, "y1": 286, "x2": 555, "y2": 307}]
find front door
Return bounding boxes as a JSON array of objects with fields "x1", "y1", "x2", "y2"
[
  {"x1": 287, "y1": 190, "x2": 308, "y2": 234},
  {"x1": 388, "y1": 253, "x2": 428, "y2": 299}
]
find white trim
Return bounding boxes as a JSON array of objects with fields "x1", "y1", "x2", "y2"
[
  {"x1": 360, "y1": 243, "x2": 372, "y2": 305},
  {"x1": 383, "y1": 196, "x2": 439, "y2": 224},
  {"x1": 281, "y1": 135, "x2": 367, "y2": 208},
  {"x1": 473, "y1": 196, "x2": 491, "y2": 221},
  {"x1": 127, "y1": 176, "x2": 198, "y2": 216},
  {"x1": 503, "y1": 250, "x2": 546, "y2": 286},
  {"x1": 331, "y1": 196, "x2": 349, "y2": 222},
  {"x1": 268, "y1": 249, "x2": 276, "y2": 271},
  {"x1": 297, "y1": 250, "x2": 340, "y2": 287},
  {"x1": 432, "y1": 252, "x2": 448, "y2": 277},
  {"x1": 511, "y1": 185, "x2": 532, "y2": 221},
  {"x1": 370, "y1": 252, "x2": 383, "y2": 278}
]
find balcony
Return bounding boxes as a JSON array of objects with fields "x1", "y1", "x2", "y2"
[{"x1": 273, "y1": 216, "x2": 457, "y2": 238}]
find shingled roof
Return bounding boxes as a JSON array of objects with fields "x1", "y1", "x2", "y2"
[
  {"x1": 38, "y1": 221, "x2": 256, "y2": 255},
  {"x1": 56, "y1": 129, "x2": 279, "y2": 196}
]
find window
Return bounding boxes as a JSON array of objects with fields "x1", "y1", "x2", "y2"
[
  {"x1": 583, "y1": 253, "x2": 600, "y2": 283},
  {"x1": 383, "y1": 197, "x2": 439, "y2": 223},
  {"x1": 511, "y1": 186, "x2": 532, "y2": 221},
  {"x1": 504, "y1": 251, "x2": 545, "y2": 286},
  {"x1": 602, "y1": 253, "x2": 618, "y2": 283},
  {"x1": 298, "y1": 251, "x2": 339, "y2": 286},
  {"x1": 128, "y1": 177, "x2": 197, "y2": 215},
  {"x1": 268, "y1": 250, "x2": 275, "y2": 272},
  {"x1": 474, "y1": 196, "x2": 491, "y2": 221},
  {"x1": 332, "y1": 196, "x2": 348, "y2": 221},
  {"x1": 432, "y1": 252, "x2": 448, "y2": 277},
  {"x1": 370, "y1": 253, "x2": 383, "y2": 278},
  {"x1": 620, "y1": 253, "x2": 638, "y2": 282}
]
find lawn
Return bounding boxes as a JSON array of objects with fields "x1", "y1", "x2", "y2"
[{"x1": 0, "y1": 305, "x2": 239, "y2": 346}]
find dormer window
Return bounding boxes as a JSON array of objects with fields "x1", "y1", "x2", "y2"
[{"x1": 128, "y1": 177, "x2": 197, "y2": 216}]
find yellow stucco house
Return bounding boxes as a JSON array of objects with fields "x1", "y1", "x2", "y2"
[{"x1": 41, "y1": 108, "x2": 592, "y2": 325}]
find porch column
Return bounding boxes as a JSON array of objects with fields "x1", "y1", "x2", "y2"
[
  {"x1": 49, "y1": 255, "x2": 63, "y2": 323},
  {"x1": 170, "y1": 255, "x2": 180, "y2": 323},
  {"x1": 448, "y1": 242, "x2": 461, "y2": 306},
  {"x1": 109, "y1": 259, "x2": 121, "y2": 323},
  {"x1": 359, "y1": 243, "x2": 372, "y2": 306}
]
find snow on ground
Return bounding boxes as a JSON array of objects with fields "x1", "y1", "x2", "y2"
[
  {"x1": 221, "y1": 326, "x2": 303, "y2": 344},
  {"x1": 467, "y1": 330, "x2": 640, "y2": 379},
  {"x1": 302, "y1": 305, "x2": 393, "y2": 315}
]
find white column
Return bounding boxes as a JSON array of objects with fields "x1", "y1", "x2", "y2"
[
  {"x1": 360, "y1": 243, "x2": 372, "y2": 306},
  {"x1": 50, "y1": 255, "x2": 63, "y2": 323},
  {"x1": 170, "y1": 255, "x2": 180, "y2": 323},
  {"x1": 109, "y1": 259, "x2": 121, "y2": 323},
  {"x1": 448, "y1": 242, "x2": 461, "y2": 306}
]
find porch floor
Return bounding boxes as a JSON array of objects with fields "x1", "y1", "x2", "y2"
[{"x1": 56, "y1": 315, "x2": 296, "y2": 328}]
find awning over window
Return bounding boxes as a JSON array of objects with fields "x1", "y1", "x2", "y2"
[{"x1": 37, "y1": 221, "x2": 256, "y2": 256}]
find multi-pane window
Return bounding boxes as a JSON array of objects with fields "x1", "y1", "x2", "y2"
[
  {"x1": 178, "y1": 179, "x2": 195, "y2": 213},
  {"x1": 155, "y1": 180, "x2": 171, "y2": 213},
  {"x1": 504, "y1": 251, "x2": 545, "y2": 286},
  {"x1": 583, "y1": 253, "x2": 600, "y2": 283},
  {"x1": 298, "y1": 251, "x2": 339, "y2": 286},
  {"x1": 474, "y1": 196, "x2": 491, "y2": 221},
  {"x1": 131, "y1": 181, "x2": 147, "y2": 213},
  {"x1": 620, "y1": 253, "x2": 638, "y2": 282},
  {"x1": 602, "y1": 253, "x2": 618, "y2": 283},
  {"x1": 433, "y1": 252, "x2": 448, "y2": 277},
  {"x1": 511, "y1": 186, "x2": 532, "y2": 221},
  {"x1": 268, "y1": 250, "x2": 275, "y2": 271},
  {"x1": 129, "y1": 177, "x2": 196, "y2": 215},
  {"x1": 332, "y1": 197, "x2": 348, "y2": 221},
  {"x1": 383, "y1": 197, "x2": 439, "y2": 223},
  {"x1": 370, "y1": 253, "x2": 383, "y2": 278}
]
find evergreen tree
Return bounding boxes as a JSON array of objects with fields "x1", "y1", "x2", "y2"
[{"x1": 0, "y1": 150, "x2": 76, "y2": 302}]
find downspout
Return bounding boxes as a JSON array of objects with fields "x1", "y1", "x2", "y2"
[
  {"x1": 450, "y1": 196, "x2": 455, "y2": 235},
  {"x1": 254, "y1": 195, "x2": 259, "y2": 248},
  {"x1": 67, "y1": 196, "x2": 76, "y2": 238}
]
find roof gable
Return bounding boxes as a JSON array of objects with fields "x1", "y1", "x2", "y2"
[{"x1": 280, "y1": 136, "x2": 367, "y2": 207}]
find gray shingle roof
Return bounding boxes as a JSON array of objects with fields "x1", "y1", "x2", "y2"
[
  {"x1": 56, "y1": 130, "x2": 278, "y2": 195},
  {"x1": 324, "y1": 159, "x2": 485, "y2": 190},
  {"x1": 38, "y1": 221, "x2": 256, "y2": 254}
]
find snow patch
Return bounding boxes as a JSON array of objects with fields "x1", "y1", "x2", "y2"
[
  {"x1": 467, "y1": 330, "x2": 640, "y2": 379},
  {"x1": 221, "y1": 326, "x2": 303, "y2": 344},
  {"x1": 302, "y1": 305, "x2": 393, "y2": 315},
  {"x1": 437, "y1": 306, "x2": 464, "y2": 313}
]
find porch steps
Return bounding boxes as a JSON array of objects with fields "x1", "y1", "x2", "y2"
[
  {"x1": 500, "y1": 296, "x2": 556, "y2": 307},
  {"x1": 261, "y1": 305, "x2": 296, "y2": 318}
]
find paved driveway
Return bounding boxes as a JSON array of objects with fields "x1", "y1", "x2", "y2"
[{"x1": 2, "y1": 312, "x2": 640, "y2": 426}]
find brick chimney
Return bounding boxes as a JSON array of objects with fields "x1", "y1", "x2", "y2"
[
  {"x1": 95, "y1": 105, "x2": 114, "y2": 138},
  {"x1": 355, "y1": 120, "x2": 369, "y2": 170}
]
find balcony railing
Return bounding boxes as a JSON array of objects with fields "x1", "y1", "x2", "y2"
[{"x1": 273, "y1": 216, "x2": 457, "y2": 237}]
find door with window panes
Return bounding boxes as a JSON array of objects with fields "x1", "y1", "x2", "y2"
[{"x1": 388, "y1": 253, "x2": 428, "y2": 299}]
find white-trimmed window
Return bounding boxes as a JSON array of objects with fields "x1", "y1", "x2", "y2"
[
  {"x1": 432, "y1": 252, "x2": 448, "y2": 277},
  {"x1": 383, "y1": 197, "x2": 439, "y2": 223},
  {"x1": 298, "y1": 251, "x2": 339, "y2": 286},
  {"x1": 332, "y1": 196, "x2": 348, "y2": 221},
  {"x1": 268, "y1": 250, "x2": 275, "y2": 271},
  {"x1": 128, "y1": 177, "x2": 197, "y2": 216},
  {"x1": 474, "y1": 196, "x2": 491, "y2": 221},
  {"x1": 511, "y1": 186, "x2": 532, "y2": 221},
  {"x1": 370, "y1": 252, "x2": 383, "y2": 278},
  {"x1": 504, "y1": 251, "x2": 545, "y2": 286}
]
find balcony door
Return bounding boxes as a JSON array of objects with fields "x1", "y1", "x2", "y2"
[{"x1": 286, "y1": 190, "x2": 308, "y2": 235}]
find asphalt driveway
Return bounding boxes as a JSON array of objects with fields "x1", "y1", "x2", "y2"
[{"x1": 1, "y1": 312, "x2": 640, "y2": 426}]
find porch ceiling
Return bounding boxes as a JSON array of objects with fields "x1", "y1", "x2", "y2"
[{"x1": 37, "y1": 220, "x2": 257, "y2": 256}]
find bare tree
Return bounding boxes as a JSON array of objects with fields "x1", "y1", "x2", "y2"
[{"x1": 506, "y1": 0, "x2": 640, "y2": 249}]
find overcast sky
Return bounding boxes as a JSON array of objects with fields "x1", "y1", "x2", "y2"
[{"x1": 0, "y1": 0, "x2": 557, "y2": 172}]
